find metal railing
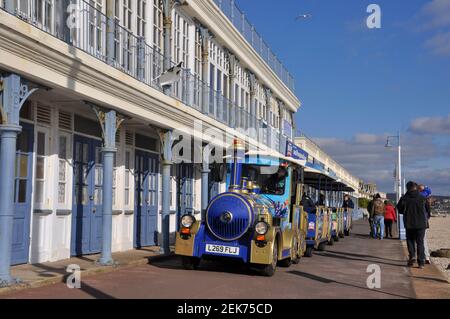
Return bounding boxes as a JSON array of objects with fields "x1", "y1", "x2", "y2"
[
  {"x1": 213, "y1": 0, "x2": 295, "y2": 93},
  {"x1": 0, "y1": 0, "x2": 285, "y2": 151}
]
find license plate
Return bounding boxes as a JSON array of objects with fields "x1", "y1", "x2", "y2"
[{"x1": 206, "y1": 244, "x2": 240, "y2": 256}]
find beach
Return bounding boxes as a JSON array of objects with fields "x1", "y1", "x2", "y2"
[{"x1": 428, "y1": 216, "x2": 450, "y2": 281}]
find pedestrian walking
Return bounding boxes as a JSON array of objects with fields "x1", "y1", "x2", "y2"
[
  {"x1": 384, "y1": 201, "x2": 397, "y2": 238},
  {"x1": 418, "y1": 184, "x2": 432, "y2": 264},
  {"x1": 343, "y1": 194, "x2": 355, "y2": 209},
  {"x1": 367, "y1": 196, "x2": 376, "y2": 237},
  {"x1": 371, "y1": 194, "x2": 385, "y2": 240},
  {"x1": 397, "y1": 181, "x2": 431, "y2": 269}
]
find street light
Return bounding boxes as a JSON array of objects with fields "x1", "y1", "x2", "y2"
[{"x1": 385, "y1": 131, "x2": 406, "y2": 240}]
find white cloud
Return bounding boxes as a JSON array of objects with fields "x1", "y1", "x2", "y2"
[
  {"x1": 425, "y1": 31, "x2": 450, "y2": 56},
  {"x1": 312, "y1": 131, "x2": 449, "y2": 195},
  {"x1": 354, "y1": 133, "x2": 381, "y2": 144},
  {"x1": 421, "y1": 0, "x2": 450, "y2": 30},
  {"x1": 409, "y1": 114, "x2": 450, "y2": 135},
  {"x1": 406, "y1": 168, "x2": 450, "y2": 194},
  {"x1": 418, "y1": 0, "x2": 450, "y2": 56}
]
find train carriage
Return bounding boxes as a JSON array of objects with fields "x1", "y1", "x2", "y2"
[{"x1": 302, "y1": 167, "x2": 335, "y2": 256}]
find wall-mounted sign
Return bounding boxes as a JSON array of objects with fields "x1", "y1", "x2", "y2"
[{"x1": 286, "y1": 140, "x2": 308, "y2": 161}]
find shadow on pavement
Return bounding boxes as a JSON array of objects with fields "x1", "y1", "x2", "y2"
[
  {"x1": 79, "y1": 282, "x2": 116, "y2": 299},
  {"x1": 288, "y1": 270, "x2": 413, "y2": 299},
  {"x1": 149, "y1": 256, "x2": 261, "y2": 276},
  {"x1": 314, "y1": 251, "x2": 404, "y2": 268},
  {"x1": 326, "y1": 250, "x2": 404, "y2": 263},
  {"x1": 411, "y1": 276, "x2": 450, "y2": 284},
  {"x1": 351, "y1": 233, "x2": 372, "y2": 240},
  {"x1": 288, "y1": 271, "x2": 335, "y2": 284}
]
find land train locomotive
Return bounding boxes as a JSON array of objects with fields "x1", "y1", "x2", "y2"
[{"x1": 175, "y1": 140, "x2": 308, "y2": 276}]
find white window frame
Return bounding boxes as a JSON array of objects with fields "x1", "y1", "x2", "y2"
[
  {"x1": 15, "y1": 0, "x2": 55, "y2": 33},
  {"x1": 136, "y1": 0, "x2": 147, "y2": 37},
  {"x1": 122, "y1": 0, "x2": 133, "y2": 31},
  {"x1": 112, "y1": 152, "x2": 118, "y2": 208},
  {"x1": 122, "y1": 148, "x2": 132, "y2": 210},
  {"x1": 34, "y1": 127, "x2": 50, "y2": 209},
  {"x1": 208, "y1": 39, "x2": 229, "y2": 94},
  {"x1": 56, "y1": 131, "x2": 72, "y2": 210},
  {"x1": 152, "y1": 0, "x2": 163, "y2": 52}
]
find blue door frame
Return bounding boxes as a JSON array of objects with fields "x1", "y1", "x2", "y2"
[
  {"x1": 134, "y1": 150, "x2": 159, "y2": 248},
  {"x1": 71, "y1": 135, "x2": 103, "y2": 256},
  {"x1": 4, "y1": 122, "x2": 34, "y2": 265},
  {"x1": 176, "y1": 164, "x2": 194, "y2": 229}
]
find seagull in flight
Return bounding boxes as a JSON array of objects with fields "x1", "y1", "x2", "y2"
[{"x1": 295, "y1": 13, "x2": 312, "y2": 20}]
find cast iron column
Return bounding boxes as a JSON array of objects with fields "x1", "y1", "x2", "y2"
[
  {"x1": 0, "y1": 126, "x2": 21, "y2": 285},
  {"x1": 92, "y1": 107, "x2": 122, "y2": 266},
  {"x1": 0, "y1": 74, "x2": 37, "y2": 285}
]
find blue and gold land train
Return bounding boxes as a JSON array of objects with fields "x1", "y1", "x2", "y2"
[{"x1": 175, "y1": 139, "x2": 354, "y2": 276}]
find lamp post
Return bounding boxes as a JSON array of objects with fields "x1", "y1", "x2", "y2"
[{"x1": 385, "y1": 131, "x2": 406, "y2": 240}]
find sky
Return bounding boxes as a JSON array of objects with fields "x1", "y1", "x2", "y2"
[{"x1": 236, "y1": 0, "x2": 450, "y2": 196}]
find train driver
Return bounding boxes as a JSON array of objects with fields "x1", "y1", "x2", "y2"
[{"x1": 262, "y1": 166, "x2": 288, "y2": 195}]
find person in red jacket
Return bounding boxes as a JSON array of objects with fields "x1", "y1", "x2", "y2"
[{"x1": 384, "y1": 201, "x2": 397, "y2": 238}]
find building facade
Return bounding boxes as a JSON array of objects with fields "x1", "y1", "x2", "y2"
[
  {"x1": 0, "y1": 0, "x2": 300, "y2": 282},
  {"x1": 294, "y1": 135, "x2": 362, "y2": 196}
]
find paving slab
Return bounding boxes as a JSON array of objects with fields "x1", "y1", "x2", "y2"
[
  {"x1": 0, "y1": 246, "x2": 173, "y2": 295},
  {"x1": 1, "y1": 221, "x2": 449, "y2": 299}
]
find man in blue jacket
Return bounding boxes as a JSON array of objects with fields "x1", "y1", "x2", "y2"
[
  {"x1": 397, "y1": 181, "x2": 431, "y2": 269},
  {"x1": 418, "y1": 184, "x2": 432, "y2": 264}
]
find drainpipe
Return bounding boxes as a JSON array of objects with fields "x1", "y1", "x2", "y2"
[
  {"x1": 248, "y1": 71, "x2": 257, "y2": 139},
  {"x1": 106, "y1": 0, "x2": 116, "y2": 66},
  {"x1": 201, "y1": 145, "x2": 210, "y2": 221},
  {"x1": 227, "y1": 52, "x2": 237, "y2": 128},
  {"x1": 4, "y1": 0, "x2": 14, "y2": 13},
  {"x1": 161, "y1": 131, "x2": 173, "y2": 254},
  {"x1": 162, "y1": 0, "x2": 173, "y2": 95},
  {"x1": 278, "y1": 101, "x2": 284, "y2": 138},
  {"x1": 264, "y1": 87, "x2": 272, "y2": 149},
  {"x1": 199, "y1": 26, "x2": 210, "y2": 115}
]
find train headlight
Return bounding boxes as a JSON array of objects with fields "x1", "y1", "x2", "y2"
[
  {"x1": 255, "y1": 221, "x2": 269, "y2": 235},
  {"x1": 181, "y1": 214, "x2": 195, "y2": 228}
]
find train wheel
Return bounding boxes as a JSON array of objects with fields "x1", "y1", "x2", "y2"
[
  {"x1": 318, "y1": 241, "x2": 327, "y2": 251},
  {"x1": 261, "y1": 240, "x2": 278, "y2": 276},
  {"x1": 328, "y1": 236, "x2": 334, "y2": 246},
  {"x1": 181, "y1": 256, "x2": 200, "y2": 270},
  {"x1": 305, "y1": 246, "x2": 314, "y2": 257}
]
